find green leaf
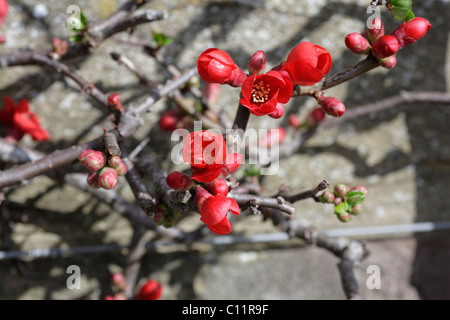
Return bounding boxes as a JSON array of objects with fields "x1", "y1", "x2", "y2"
[
  {"x1": 391, "y1": 0, "x2": 412, "y2": 21},
  {"x1": 67, "y1": 11, "x2": 88, "y2": 32},
  {"x1": 404, "y1": 9, "x2": 415, "y2": 22},
  {"x1": 244, "y1": 165, "x2": 261, "y2": 177},
  {"x1": 334, "y1": 202, "x2": 347, "y2": 215},
  {"x1": 152, "y1": 32, "x2": 173, "y2": 47},
  {"x1": 69, "y1": 35, "x2": 84, "y2": 43},
  {"x1": 346, "y1": 190, "x2": 365, "y2": 207}
]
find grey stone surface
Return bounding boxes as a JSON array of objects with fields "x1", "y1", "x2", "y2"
[{"x1": 0, "y1": 0, "x2": 449, "y2": 300}]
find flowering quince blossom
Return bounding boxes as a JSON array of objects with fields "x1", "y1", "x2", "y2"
[
  {"x1": 197, "y1": 48, "x2": 247, "y2": 87},
  {"x1": 182, "y1": 130, "x2": 228, "y2": 183},
  {"x1": 195, "y1": 185, "x2": 240, "y2": 235},
  {"x1": 0, "y1": 96, "x2": 50, "y2": 141},
  {"x1": 280, "y1": 42, "x2": 332, "y2": 86},
  {"x1": 239, "y1": 70, "x2": 293, "y2": 117}
]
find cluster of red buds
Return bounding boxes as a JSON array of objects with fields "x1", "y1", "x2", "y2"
[
  {"x1": 165, "y1": 130, "x2": 243, "y2": 234},
  {"x1": 78, "y1": 150, "x2": 127, "y2": 190},
  {"x1": 345, "y1": 16, "x2": 431, "y2": 69},
  {"x1": 152, "y1": 203, "x2": 180, "y2": 228},
  {"x1": 318, "y1": 184, "x2": 368, "y2": 222},
  {"x1": 197, "y1": 41, "x2": 346, "y2": 119},
  {"x1": 104, "y1": 272, "x2": 162, "y2": 300}
]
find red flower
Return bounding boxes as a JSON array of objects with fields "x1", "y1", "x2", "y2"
[
  {"x1": 0, "y1": 0, "x2": 8, "y2": 27},
  {"x1": 195, "y1": 186, "x2": 240, "y2": 235},
  {"x1": 281, "y1": 42, "x2": 332, "y2": 86},
  {"x1": 0, "y1": 96, "x2": 50, "y2": 141},
  {"x1": 197, "y1": 48, "x2": 247, "y2": 87},
  {"x1": 239, "y1": 70, "x2": 293, "y2": 117},
  {"x1": 182, "y1": 130, "x2": 227, "y2": 183},
  {"x1": 135, "y1": 280, "x2": 162, "y2": 300}
]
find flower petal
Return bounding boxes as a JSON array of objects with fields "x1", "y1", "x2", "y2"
[
  {"x1": 207, "y1": 216, "x2": 233, "y2": 235},
  {"x1": 200, "y1": 195, "x2": 231, "y2": 225}
]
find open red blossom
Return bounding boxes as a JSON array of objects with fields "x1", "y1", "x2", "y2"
[
  {"x1": 183, "y1": 130, "x2": 227, "y2": 183},
  {"x1": 0, "y1": 0, "x2": 8, "y2": 27},
  {"x1": 197, "y1": 48, "x2": 247, "y2": 87},
  {"x1": 0, "y1": 96, "x2": 50, "y2": 141},
  {"x1": 240, "y1": 70, "x2": 293, "y2": 117},
  {"x1": 195, "y1": 186, "x2": 240, "y2": 235},
  {"x1": 281, "y1": 42, "x2": 332, "y2": 86}
]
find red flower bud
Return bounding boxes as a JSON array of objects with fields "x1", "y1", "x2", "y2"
[
  {"x1": 319, "y1": 190, "x2": 335, "y2": 204},
  {"x1": 334, "y1": 184, "x2": 349, "y2": 198},
  {"x1": 108, "y1": 156, "x2": 123, "y2": 168},
  {"x1": 86, "y1": 171, "x2": 100, "y2": 189},
  {"x1": 371, "y1": 35, "x2": 399, "y2": 59},
  {"x1": 108, "y1": 93, "x2": 121, "y2": 106},
  {"x1": 153, "y1": 213, "x2": 164, "y2": 226},
  {"x1": 351, "y1": 204, "x2": 362, "y2": 216},
  {"x1": 51, "y1": 38, "x2": 68, "y2": 56},
  {"x1": 248, "y1": 50, "x2": 267, "y2": 75},
  {"x1": 281, "y1": 42, "x2": 332, "y2": 86},
  {"x1": 0, "y1": 0, "x2": 8, "y2": 27},
  {"x1": 78, "y1": 149, "x2": 96, "y2": 164},
  {"x1": 197, "y1": 48, "x2": 246, "y2": 87},
  {"x1": 110, "y1": 272, "x2": 127, "y2": 291},
  {"x1": 135, "y1": 279, "x2": 162, "y2": 300},
  {"x1": 259, "y1": 127, "x2": 286, "y2": 148},
  {"x1": 0, "y1": 34, "x2": 5, "y2": 44},
  {"x1": 114, "y1": 162, "x2": 127, "y2": 176},
  {"x1": 98, "y1": 167, "x2": 118, "y2": 190},
  {"x1": 337, "y1": 211, "x2": 352, "y2": 222},
  {"x1": 345, "y1": 33, "x2": 371, "y2": 55},
  {"x1": 107, "y1": 93, "x2": 123, "y2": 112},
  {"x1": 83, "y1": 151, "x2": 107, "y2": 171},
  {"x1": 306, "y1": 107, "x2": 326, "y2": 127},
  {"x1": 379, "y1": 55, "x2": 397, "y2": 69},
  {"x1": 367, "y1": 18, "x2": 385, "y2": 43},
  {"x1": 318, "y1": 96, "x2": 345, "y2": 117},
  {"x1": 205, "y1": 178, "x2": 229, "y2": 196},
  {"x1": 334, "y1": 197, "x2": 343, "y2": 206},
  {"x1": 288, "y1": 114, "x2": 301, "y2": 128},
  {"x1": 350, "y1": 185, "x2": 368, "y2": 197},
  {"x1": 391, "y1": 17, "x2": 431, "y2": 49},
  {"x1": 166, "y1": 171, "x2": 194, "y2": 191}
]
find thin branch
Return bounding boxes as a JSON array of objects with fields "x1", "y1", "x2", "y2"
[
  {"x1": 229, "y1": 193, "x2": 295, "y2": 215},
  {"x1": 292, "y1": 55, "x2": 380, "y2": 97},
  {"x1": 31, "y1": 53, "x2": 109, "y2": 108},
  {"x1": 263, "y1": 208, "x2": 369, "y2": 300},
  {"x1": 277, "y1": 180, "x2": 330, "y2": 203}
]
